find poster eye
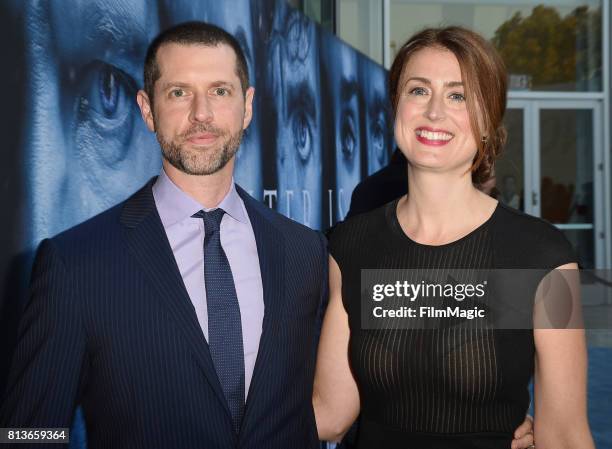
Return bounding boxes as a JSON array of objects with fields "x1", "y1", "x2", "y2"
[
  {"x1": 371, "y1": 112, "x2": 386, "y2": 159},
  {"x1": 76, "y1": 60, "x2": 140, "y2": 167},
  {"x1": 80, "y1": 60, "x2": 137, "y2": 122},
  {"x1": 341, "y1": 111, "x2": 356, "y2": 159},
  {"x1": 292, "y1": 110, "x2": 312, "y2": 161},
  {"x1": 99, "y1": 66, "x2": 119, "y2": 116}
]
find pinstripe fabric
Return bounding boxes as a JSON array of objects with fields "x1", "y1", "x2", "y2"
[
  {"x1": 329, "y1": 199, "x2": 576, "y2": 448},
  {"x1": 0, "y1": 178, "x2": 326, "y2": 449}
]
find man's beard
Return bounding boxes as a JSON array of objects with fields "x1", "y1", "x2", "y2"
[{"x1": 157, "y1": 122, "x2": 243, "y2": 176}]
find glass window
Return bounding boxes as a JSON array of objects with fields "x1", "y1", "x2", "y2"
[
  {"x1": 288, "y1": 0, "x2": 335, "y2": 32},
  {"x1": 388, "y1": 1, "x2": 602, "y2": 91},
  {"x1": 337, "y1": 0, "x2": 384, "y2": 64}
]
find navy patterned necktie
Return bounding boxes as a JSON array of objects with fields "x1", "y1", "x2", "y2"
[{"x1": 192, "y1": 208, "x2": 245, "y2": 433}]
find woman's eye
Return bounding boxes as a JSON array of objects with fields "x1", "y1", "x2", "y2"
[
  {"x1": 409, "y1": 87, "x2": 428, "y2": 96},
  {"x1": 449, "y1": 92, "x2": 465, "y2": 102}
]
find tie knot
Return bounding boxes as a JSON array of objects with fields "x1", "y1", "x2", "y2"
[{"x1": 193, "y1": 208, "x2": 225, "y2": 233}]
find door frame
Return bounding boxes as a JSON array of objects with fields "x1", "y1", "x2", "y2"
[{"x1": 506, "y1": 99, "x2": 609, "y2": 268}]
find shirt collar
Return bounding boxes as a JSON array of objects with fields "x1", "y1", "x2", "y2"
[{"x1": 152, "y1": 168, "x2": 248, "y2": 228}]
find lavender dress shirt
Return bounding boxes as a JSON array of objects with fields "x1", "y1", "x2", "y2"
[{"x1": 152, "y1": 170, "x2": 264, "y2": 400}]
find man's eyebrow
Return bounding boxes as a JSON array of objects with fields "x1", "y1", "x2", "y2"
[
  {"x1": 159, "y1": 81, "x2": 237, "y2": 91},
  {"x1": 160, "y1": 82, "x2": 191, "y2": 91},
  {"x1": 405, "y1": 77, "x2": 464, "y2": 87},
  {"x1": 209, "y1": 80, "x2": 237, "y2": 88}
]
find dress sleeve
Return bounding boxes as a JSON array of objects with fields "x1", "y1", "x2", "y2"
[
  {"x1": 327, "y1": 221, "x2": 350, "y2": 272},
  {"x1": 536, "y1": 223, "x2": 578, "y2": 269}
]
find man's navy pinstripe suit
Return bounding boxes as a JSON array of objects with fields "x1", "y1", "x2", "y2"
[{"x1": 0, "y1": 179, "x2": 327, "y2": 449}]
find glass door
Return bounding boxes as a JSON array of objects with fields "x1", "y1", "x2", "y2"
[
  {"x1": 501, "y1": 100, "x2": 607, "y2": 268},
  {"x1": 536, "y1": 101, "x2": 607, "y2": 269},
  {"x1": 499, "y1": 100, "x2": 531, "y2": 214}
]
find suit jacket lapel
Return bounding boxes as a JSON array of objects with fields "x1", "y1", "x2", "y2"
[
  {"x1": 236, "y1": 187, "x2": 287, "y2": 433},
  {"x1": 120, "y1": 179, "x2": 231, "y2": 420}
]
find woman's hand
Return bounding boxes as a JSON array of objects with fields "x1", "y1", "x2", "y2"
[{"x1": 511, "y1": 415, "x2": 534, "y2": 449}]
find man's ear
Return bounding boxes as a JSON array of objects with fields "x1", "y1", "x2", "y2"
[
  {"x1": 242, "y1": 86, "x2": 255, "y2": 130},
  {"x1": 136, "y1": 90, "x2": 156, "y2": 132}
]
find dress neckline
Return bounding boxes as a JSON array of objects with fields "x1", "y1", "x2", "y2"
[{"x1": 386, "y1": 198, "x2": 500, "y2": 249}]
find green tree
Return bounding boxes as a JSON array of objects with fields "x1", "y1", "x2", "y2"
[{"x1": 492, "y1": 5, "x2": 601, "y2": 90}]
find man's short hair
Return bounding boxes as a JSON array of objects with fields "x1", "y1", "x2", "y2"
[{"x1": 143, "y1": 21, "x2": 250, "y2": 105}]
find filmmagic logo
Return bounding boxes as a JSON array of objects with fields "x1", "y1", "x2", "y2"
[
  {"x1": 372, "y1": 305, "x2": 486, "y2": 320},
  {"x1": 372, "y1": 280, "x2": 487, "y2": 302}
]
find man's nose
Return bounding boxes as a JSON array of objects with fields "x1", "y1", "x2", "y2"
[{"x1": 190, "y1": 93, "x2": 214, "y2": 123}]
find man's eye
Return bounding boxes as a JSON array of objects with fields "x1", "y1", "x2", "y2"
[
  {"x1": 171, "y1": 89, "x2": 185, "y2": 98},
  {"x1": 214, "y1": 88, "x2": 228, "y2": 96}
]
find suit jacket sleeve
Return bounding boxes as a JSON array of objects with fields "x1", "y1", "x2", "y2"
[{"x1": 1, "y1": 238, "x2": 87, "y2": 436}]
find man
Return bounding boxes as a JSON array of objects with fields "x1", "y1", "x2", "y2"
[{"x1": 1, "y1": 22, "x2": 326, "y2": 449}]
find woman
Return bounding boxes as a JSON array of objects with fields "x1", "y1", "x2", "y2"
[{"x1": 313, "y1": 27, "x2": 594, "y2": 449}]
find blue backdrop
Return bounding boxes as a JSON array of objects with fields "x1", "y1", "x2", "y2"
[{"x1": 11, "y1": 0, "x2": 392, "y2": 246}]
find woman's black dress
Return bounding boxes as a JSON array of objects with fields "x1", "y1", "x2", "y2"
[{"x1": 328, "y1": 200, "x2": 576, "y2": 448}]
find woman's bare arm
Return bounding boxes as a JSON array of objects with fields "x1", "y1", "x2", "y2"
[
  {"x1": 533, "y1": 263, "x2": 594, "y2": 449},
  {"x1": 313, "y1": 255, "x2": 360, "y2": 442}
]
